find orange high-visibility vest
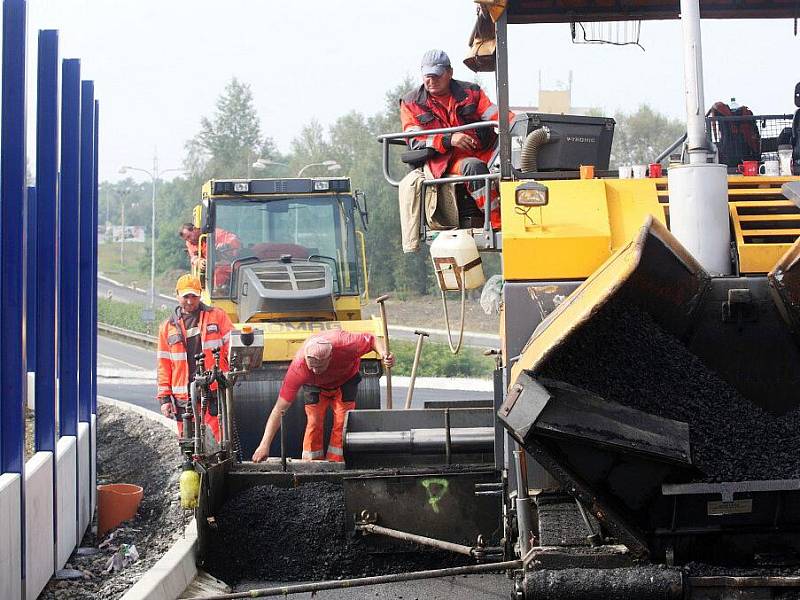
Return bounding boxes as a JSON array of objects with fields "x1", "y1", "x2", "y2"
[{"x1": 157, "y1": 304, "x2": 233, "y2": 402}]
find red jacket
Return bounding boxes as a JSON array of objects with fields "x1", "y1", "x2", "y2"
[
  {"x1": 400, "y1": 80, "x2": 510, "y2": 178},
  {"x1": 157, "y1": 304, "x2": 233, "y2": 402},
  {"x1": 279, "y1": 330, "x2": 375, "y2": 403}
]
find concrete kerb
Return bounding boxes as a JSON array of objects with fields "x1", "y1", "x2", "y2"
[{"x1": 99, "y1": 396, "x2": 196, "y2": 600}]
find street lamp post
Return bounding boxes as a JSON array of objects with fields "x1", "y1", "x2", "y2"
[
  {"x1": 114, "y1": 187, "x2": 131, "y2": 264},
  {"x1": 119, "y1": 156, "x2": 185, "y2": 307},
  {"x1": 297, "y1": 160, "x2": 341, "y2": 177}
]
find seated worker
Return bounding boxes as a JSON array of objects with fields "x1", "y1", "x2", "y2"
[
  {"x1": 179, "y1": 223, "x2": 241, "y2": 289},
  {"x1": 400, "y1": 49, "x2": 514, "y2": 230},
  {"x1": 156, "y1": 274, "x2": 234, "y2": 443},
  {"x1": 251, "y1": 330, "x2": 394, "y2": 463}
]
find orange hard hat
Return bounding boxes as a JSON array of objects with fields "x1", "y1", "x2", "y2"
[{"x1": 176, "y1": 274, "x2": 202, "y2": 297}]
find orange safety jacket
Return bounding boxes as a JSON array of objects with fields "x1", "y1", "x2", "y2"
[
  {"x1": 400, "y1": 80, "x2": 505, "y2": 178},
  {"x1": 157, "y1": 304, "x2": 233, "y2": 403}
]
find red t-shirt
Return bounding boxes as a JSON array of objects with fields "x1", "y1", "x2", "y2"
[{"x1": 279, "y1": 330, "x2": 375, "y2": 403}]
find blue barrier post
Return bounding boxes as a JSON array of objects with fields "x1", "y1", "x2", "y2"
[
  {"x1": 0, "y1": 0, "x2": 28, "y2": 475},
  {"x1": 92, "y1": 100, "x2": 99, "y2": 415},
  {"x1": 26, "y1": 185, "x2": 37, "y2": 370},
  {"x1": 59, "y1": 58, "x2": 80, "y2": 438},
  {"x1": 35, "y1": 29, "x2": 59, "y2": 453},
  {"x1": 78, "y1": 80, "x2": 94, "y2": 424}
]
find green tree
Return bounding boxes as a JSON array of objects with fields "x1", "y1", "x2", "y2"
[
  {"x1": 185, "y1": 77, "x2": 279, "y2": 179},
  {"x1": 610, "y1": 104, "x2": 685, "y2": 166},
  {"x1": 288, "y1": 77, "x2": 436, "y2": 296}
]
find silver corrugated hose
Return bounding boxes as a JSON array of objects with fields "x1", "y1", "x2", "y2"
[{"x1": 519, "y1": 126, "x2": 551, "y2": 172}]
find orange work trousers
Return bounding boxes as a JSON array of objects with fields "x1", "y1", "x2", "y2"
[{"x1": 302, "y1": 388, "x2": 355, "y2": 462}]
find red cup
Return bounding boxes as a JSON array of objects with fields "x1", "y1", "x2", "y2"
[
  {"x1": 737, "y1": 160, "x2": 759, "y2": 176},
  {"x1": 648, "y1": 163, "x2": 663, "y2": 178}
]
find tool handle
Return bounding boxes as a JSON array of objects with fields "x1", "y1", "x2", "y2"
[
  {"x1": 377, "y1": 299, "x2": 392, "y2": 409},
  {"x1": 375, "y1": 294, "x2": 391, "y2": 304}
]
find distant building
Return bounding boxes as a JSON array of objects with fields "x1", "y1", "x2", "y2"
[{"x1": 512, "y1": 71, "x2": 592, "y2": 116}]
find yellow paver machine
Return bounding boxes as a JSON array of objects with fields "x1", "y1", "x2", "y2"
[{"x1": 184, "y1": 2, "x2": 800, "y2": 597}]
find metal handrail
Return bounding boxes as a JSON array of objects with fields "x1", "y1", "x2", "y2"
[
  {"x1": 423, "y1": 173, "x2": 500, "y2": 233},
  {"x1": 655, "y1": 132, "x2": 687, "y2": 164},
  {"x1": 378, "y1": 121, "x2": 499, "y2": 187}
]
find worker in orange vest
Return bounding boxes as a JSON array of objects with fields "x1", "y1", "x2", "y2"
[
  {"x1": 157, "y1": 274, "x2": 234, "y2": 442},
  {"x1": 399, "y1": 49, "x2": 514, "y2": 229},
  {"x1": 251, "y1": 330, "x2": 394, "y2": 463}
]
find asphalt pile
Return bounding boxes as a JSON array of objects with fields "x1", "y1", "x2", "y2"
[
  {"x1": 40, "y1": 404, "x2": 185, "y2": 600},
  {"x1": 536, "y1": 300, "x2": 800, "y2": 483},
  {"x1": 204, "y1": 481, "x2": 470, "y2": 585}
]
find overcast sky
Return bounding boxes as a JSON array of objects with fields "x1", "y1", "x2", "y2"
[{"x1": 24, "y1": 0, "x2": 800, "y2": 182}]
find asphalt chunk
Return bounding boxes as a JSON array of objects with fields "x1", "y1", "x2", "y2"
[{"x1": 536, "y1": 300, "x2": 800, "y2": 483}]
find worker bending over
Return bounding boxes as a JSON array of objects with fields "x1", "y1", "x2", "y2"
[
  {"x1": 251, "y1": 330, "x2": 394, "y2": 463},
  {"x1": 157, "y1": 274, "x2": 233, "y2": 442},
  {"x1": 400, "y1": 49, "x2": 514, "y2": 230}
]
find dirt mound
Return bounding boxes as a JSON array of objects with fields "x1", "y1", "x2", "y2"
[
  {"x1": 537, "y1": 301, "x2": 800, "y2": 483},
  {"x1": 40, "y1": 403, "x2": 185, "y2": 599},
  {"x1": 204, "y1": 481, "x2": 470, "y2": 584}
]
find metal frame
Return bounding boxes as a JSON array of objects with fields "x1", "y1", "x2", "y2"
[
  {"x1": 58, "y1": 58, "x2": 81, "y2": 437},
  {"x1": 377, "y1": 120, "x2": 500, "y2": 187},
  {"x1": 0, "y1": 0, "x2": 27, "y2": 474},
  {"x1": 377, "y1": 121, "x2": 502, "y2": 247}
]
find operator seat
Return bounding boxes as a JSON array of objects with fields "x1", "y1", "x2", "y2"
[{"x1": 400, "y1": 148, "x2": 489, "y2": 229}]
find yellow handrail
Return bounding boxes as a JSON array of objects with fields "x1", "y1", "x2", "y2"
[{"x1": 357, "y1": 230, "x2": 369, "y2": 305}]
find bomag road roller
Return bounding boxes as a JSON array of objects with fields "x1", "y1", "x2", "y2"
[{"x1": 187, "y1": 176, "x2": 383, "y2": 460}]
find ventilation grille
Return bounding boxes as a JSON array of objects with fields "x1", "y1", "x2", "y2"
[{"x1": 251, "y1": 263, "x2": 327, "y2": 292}]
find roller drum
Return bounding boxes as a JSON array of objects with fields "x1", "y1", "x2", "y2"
[
  {"x1": 523, "y1": 567, "x2": 683, "y2": 600},
  {"x1": 345, "y1": 426, "x2": 494, "y2": 454}
]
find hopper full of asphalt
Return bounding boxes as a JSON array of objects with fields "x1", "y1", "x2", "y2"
[
  {"x1": 204, "y1": 482, "x2": 470, "y2": 585},
  {"x1": 536, "y1": 300, "x2": 800, "y2": 483}
]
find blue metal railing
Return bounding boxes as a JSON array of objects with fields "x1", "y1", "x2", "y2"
[
  {"x1": 0, "y1": 2, "x2": 100, "y2": 596},
  {"x1": 34, "y1": 28, "x2": 59, "y2": 455},
  {"x1": 59, "y1": 57, "x2": 81, "y2": 438}
]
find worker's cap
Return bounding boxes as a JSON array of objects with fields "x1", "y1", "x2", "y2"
[
  {"x1": 303, "y1": 337, "x2": 333, "y2": 370},
  {"x1": 176, "y1": 274, "x2": 202, "y2": 297},
  {"x1": 421, "y1": 49, "x2": 451, "y2": 77}
]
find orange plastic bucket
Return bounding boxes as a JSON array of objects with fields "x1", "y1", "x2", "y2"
[{"x1": 97, "y1": 483, "x2": 143, "y2": 538}]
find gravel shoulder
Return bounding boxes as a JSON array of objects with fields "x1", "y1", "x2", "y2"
[{"x1": 40, "y1": 403, "x2": 186, "y2": 599}]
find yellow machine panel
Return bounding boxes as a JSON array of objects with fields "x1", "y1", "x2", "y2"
[
  {"x1": 501, "y1": 178, "x2": 665, "y2": 282},
  {"x1": 502, "y1": 175, "x2": 800, "y2": 279},
  {"x1": 241, "y1": 318, "x2": 385, "y2": 363}
]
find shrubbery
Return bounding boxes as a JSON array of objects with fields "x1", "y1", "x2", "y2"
[
  {"x1": 97, "y1": 298, "x2": 171, "y2": 335},
  {"x1": 390, "y1": 339, "x2": 493, "y2": 379}
]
